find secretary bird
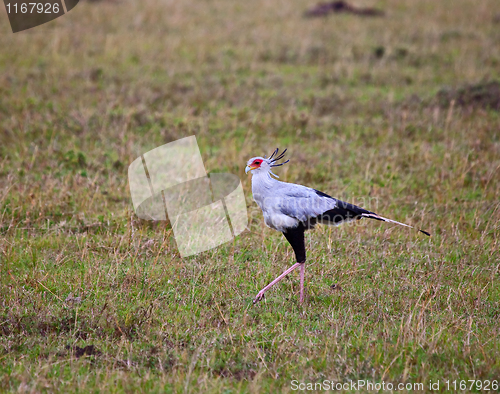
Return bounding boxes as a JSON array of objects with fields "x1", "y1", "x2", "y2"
[{"x1": 245, "y1": 148, "x2": 430, "y2": 304}]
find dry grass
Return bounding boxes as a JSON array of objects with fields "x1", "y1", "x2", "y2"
[{"x1": 1, "y1": 0, "x2": 499, "y2": 392}]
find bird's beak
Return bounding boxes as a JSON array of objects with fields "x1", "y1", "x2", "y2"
[{"x1": 245, "y1": 165, "x2": 257, "y2": 174}]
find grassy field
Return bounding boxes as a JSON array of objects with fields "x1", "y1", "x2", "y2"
[{"x1": 1, "y1": 0, "x2": 500, "y2": 392}]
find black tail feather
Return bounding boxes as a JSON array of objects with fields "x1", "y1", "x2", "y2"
[
  {"x1": 319, "y1": 200, "x2": 373, "y2": 224},
  {"x1": 314, "y1": 190, "x2": 430, "y2": 236}
]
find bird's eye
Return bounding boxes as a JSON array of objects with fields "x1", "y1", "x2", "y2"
[{"x1": 254, "y1": 161, "x2": 261, "y2": 165}]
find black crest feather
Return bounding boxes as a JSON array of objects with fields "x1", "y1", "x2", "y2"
[{"x1": 269, "y1": 148, "x2": 290, "y2": 167}]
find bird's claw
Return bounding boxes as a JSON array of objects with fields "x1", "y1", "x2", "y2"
[{"x1": 253, "y1": 292, "x2": 265, "y2": 304}]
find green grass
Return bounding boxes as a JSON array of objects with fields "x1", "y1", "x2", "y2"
[{"x1": 1, "y1": 0, "x2": 499, "y2": 392}]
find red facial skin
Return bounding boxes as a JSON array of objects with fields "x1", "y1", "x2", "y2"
[{"x1": 251, "y1": 159, "x2": 263, "y2": 168}]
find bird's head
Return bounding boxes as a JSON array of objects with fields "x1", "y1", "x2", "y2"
[{"x1": 245, "y1": 148, "x2": 290, "y2": 176}]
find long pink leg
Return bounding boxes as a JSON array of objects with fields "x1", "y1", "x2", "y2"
[
  {"x1": 253, "y1": 262, "x2": 302, "y2": 304},
  {"x1": 299, "y1": 263, "x2": 305, "y2": 303}
]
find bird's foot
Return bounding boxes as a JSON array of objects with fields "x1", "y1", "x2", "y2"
[{"x1": 253, "y1": 291, "x2": 265, "y2": 304}]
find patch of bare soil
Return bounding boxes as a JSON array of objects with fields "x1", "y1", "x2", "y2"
[
  {"x1": 304, "y1": 1, "x2": 384, "y2": 18},
  {"x1": 435, "y1": 81, "x2": 500, "y2": 111},
  {"x1": 66, "y1": 345, "x2": 102, "y2": 358}
]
